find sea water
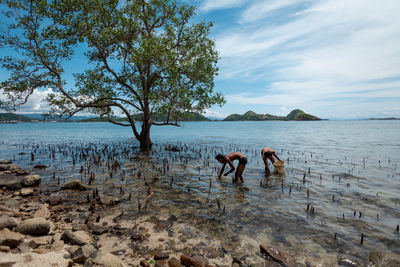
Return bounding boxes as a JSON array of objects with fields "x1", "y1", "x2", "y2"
[{"x1": 0, "y1": 120, "x2": 399, "y2": 264}]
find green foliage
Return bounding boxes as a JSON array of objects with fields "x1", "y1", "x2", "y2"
[
  {"x1": 223, "y1": 109, "x2": 321, "y2": 121},
  {"x1": 0, "y1": 0, "x2": 225, "y2": 148}
]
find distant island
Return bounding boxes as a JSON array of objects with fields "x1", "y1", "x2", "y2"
[
  {"x1": 223, "y1": 109, "x2": 321, "y2": 121},
  {"x1": 0, "y1": 111, "x2": 210, "y2": 123}
]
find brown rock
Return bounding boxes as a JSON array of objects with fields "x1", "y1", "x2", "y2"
[
  {"x1": 154, "y1": 252, "x2": 169, "y2": 260},
  {"x1": 0, "y1": 245, "x2": 11, "y2": 252},
  {"x1": 180, "y1": 255, "x2": 203, "y2": 267},
  {"x1": 20, "y1": 188, "x2": 34, "y2": 197},
  {"x1": 28, "y1": 236, "x2": 52, "y2": 248},
  {"x1": 260, "y1": 244, "x2": 295, "y2": 267},
  {"x1": 0, "y1": 215, "x2": 18, "y2": 230},
  {"x1": 0, "y1": 261, "x2": 16, "y2": 267},
  {"x1": 71, "y1": 244, "x2": 97, "y2": 263},
  {"x1": 91, "y1": 250, "x2": 125, "y2": 267},
  {"x1": 0, "y1": 229, "x2": 24, "y2": 248},
  {"x1": 168, "y1": 257, "x2": 183, "y2": 267},
  {"x1": 51, "y1": 240, "x2": 64, "y2": 251},
  {"x1": 61, "y1": 230, "x2": 95, "y2": 246},
  {"x1": 140, "y1": 260, "x2": 151, "y2": 267},
  {"x1": 62, "y1": 180, "x2": 91, "y2": 191},
  {"x1": 33, "y1": 247, "x2": 50, "y2": 254},
  {"x1": 34, "y1": 205, "x2": 50, "y2": 219},
  {"x1": 21, "y1": 175, "x2": 41, "y2": 187},
  {"x1": 15, "y1": 218, "x2": 50, "y2": 236}
]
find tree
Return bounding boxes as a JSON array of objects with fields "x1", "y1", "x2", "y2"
[{"x1": 0, "y1": 0, "x2": 225, "y2": 149}]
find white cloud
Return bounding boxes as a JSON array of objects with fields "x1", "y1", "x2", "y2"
[
  {"x1": 202, "y1": 108, "x2": 228, "y2": 118},
  {"x1": 200, "y1": 0, "x2": 247, "y2": 12},
  {"x1": 215, "y1": 0, "x2": 400, "y2": 117},
  {"x1": 240, "y1": 0, "x2": 301, "y2": 23},
  {"x1": 1, "y1": 88, "x2": 53, "y2": 114}
]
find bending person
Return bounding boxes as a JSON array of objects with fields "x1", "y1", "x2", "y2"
[
  {"x1": 215, "y1": 152, "x2": 247, "y2": 183},
  {"x1": 261, "y1": 147, "x2": 281, "y2": 175}
]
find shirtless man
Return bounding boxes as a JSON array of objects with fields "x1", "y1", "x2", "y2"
[
  {"x1": 215, "y1": 152, "x2": 247, "y2": 183},
  {"x1": 261, "y1": 147, "x2": 281, "y2": 175}
]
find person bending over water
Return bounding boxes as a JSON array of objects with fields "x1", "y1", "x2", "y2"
[
  {"x1": 261, "y1": 147, "x2": 281, "y2": 175},
  {"x1": 215, "y1": 152, "x2": 247, "y2": 183}
]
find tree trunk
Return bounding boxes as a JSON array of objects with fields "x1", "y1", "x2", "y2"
[{"x1": 139, "y1": 116, "x2": 152, "y2": 150}]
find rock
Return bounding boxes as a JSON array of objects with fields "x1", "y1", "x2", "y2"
[
  {"x1": 15, "y1": 218, "x2": 50, "y2": 236},
  {"x1": 71, "y1": 244, "x2": 97, "y2": 264},
  {"x1": 51, "y1": 240, "x2": 64, "y2": 251},
  {"x1": 61, "y1": 230, "x2": 95, "y2": 246},
  {"x1": 180, "y1": 255, "x2": 203, "y2": 267},
  {"x1": 0, "y1": 261, "x2": 16, "y2": 267},
  {"x1": 20, "y1": 188, "x2": 34, "y2": 197},
  {"x1": 0, "y1": 229, "x2": 24, "y2": 248},
  {"x1": 99, "y1": 194, "x2": 121, "y2": 205},
  {"x1": 0, "y1": 160, "x2": 12, "y2": 164},
  {"x1": 0, "y1": 173, "x2": 21, "y2": 190},
  {"x1": 140, "y1": 260, "x2": 151, "y2": 267},
  {"x1": 33, "y1": 247, "x2": 50, "y2": 254},
  {"x1": 33, "y1": 164, "x2": 47, "y2": 169},
  {"x1": 34, "y1": 204, "x2": 50, "y2": 219},
  {"x1": 47, "y1": 193, "x2": 64, "y2": 205},
  {"x1": 0, "y1": 245, "x2": 11, "y2": 252},
  {"x1": 154, "y1": 252, "x2": 169, "y2": 260},
  {"x1": 0, "y1": 215, "x2": 18, "y2": 230},
  {"x1": 21, "y1": 175, "x2": 41, "y2": 187},
  {"x1": 260, "y1": 244, "x2": 295, "y2": 267},
  {"x1": 62, "y1": 180, "x2": 92, "y2": 191},
  {"x1": 28, "y1": 236, "x2": 52, "y2": 248},
  {"x1": 90, "y1": 250, "x2": 125, "y2": 267},
  {"x1": 338, "y1": 258, "x2": 358, "y2": 266},
  {"x1": 168, "y1": 257, "x2": 183, "y2": 267}
]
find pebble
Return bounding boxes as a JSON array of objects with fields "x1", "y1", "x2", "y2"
[{"x1": 21, "y1": 175, "x2": 41, "y2": 187}]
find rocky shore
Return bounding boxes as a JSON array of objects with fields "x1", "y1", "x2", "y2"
[{"x1": 1, "y1": 160, "x2": 399, "y2": 267}]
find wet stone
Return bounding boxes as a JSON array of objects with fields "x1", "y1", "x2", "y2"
[
  {"x1": 62, "y1": 180, "x2": 91, "y2": 191},
  {"x1": 21, "y1": 175, "x2": 41, "y2": 187},
  {"x1": 0, "y1": 174, "x2": 22, "y2": 190},
  {"x1": 260, "y1": 244, "x2": 295, "y2": 266},
  {"x1": 0, "y1": 215, "x2": 18, "y2": 230},
  {"x1": 338, "y1": 257, "x2": 359, "y2": 266},
  {"x1": 15, "y1": 218, "x2": 50, "y2": 236}
]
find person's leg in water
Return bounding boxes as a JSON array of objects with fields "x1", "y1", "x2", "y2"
[{"x1": 235, "y1": 163, "x2": 245, "y2": 183}]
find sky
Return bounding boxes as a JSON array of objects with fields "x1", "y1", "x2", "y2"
[{"x1": 1, "y1": 0, "x2": 400, "y2": 119}]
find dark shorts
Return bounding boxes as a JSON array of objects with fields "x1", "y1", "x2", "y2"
[{"x1": 238, "y1": 156, "x2": 248, "y2": 165}]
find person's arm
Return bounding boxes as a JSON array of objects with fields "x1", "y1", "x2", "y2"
[
  {"x1": 223, "y1": 158, "x2": 235, "y2": 176},
  {"x1": 273, "y1": 152, "x2": 281, "y2": 161},
  {"x1": 218, "y1": 163, "x2": 226, "y2": 179}
]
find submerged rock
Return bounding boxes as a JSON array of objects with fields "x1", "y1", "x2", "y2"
[
  {"x1": 260, "y1": 244, "x2": 295, "y2": 267},
  {"x1": 62, "y1": 180, "x2": 92, "y2": 191},
  {"x1": 15, "y1": 218, "x2": 50, "y2": 236},
  {"x1": 0, "y1": 229, "x2": 24, "y2": 248}
]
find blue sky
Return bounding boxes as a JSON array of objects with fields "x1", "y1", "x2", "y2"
[{"x1": 1, "y1": 0, "x2": 400, "y2": 119}]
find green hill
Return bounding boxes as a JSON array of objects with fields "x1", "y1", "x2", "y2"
[
  {"x1": 0, "y1": 113, "x2": 31, "y2": 122},
  {"x1": 223, "y1": 109, "x2": 321, "y2": 121}
]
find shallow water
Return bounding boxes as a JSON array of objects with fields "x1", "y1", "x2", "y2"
[{"x1": 1, "y1": 120, "x2": 399, "y2": 264}]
